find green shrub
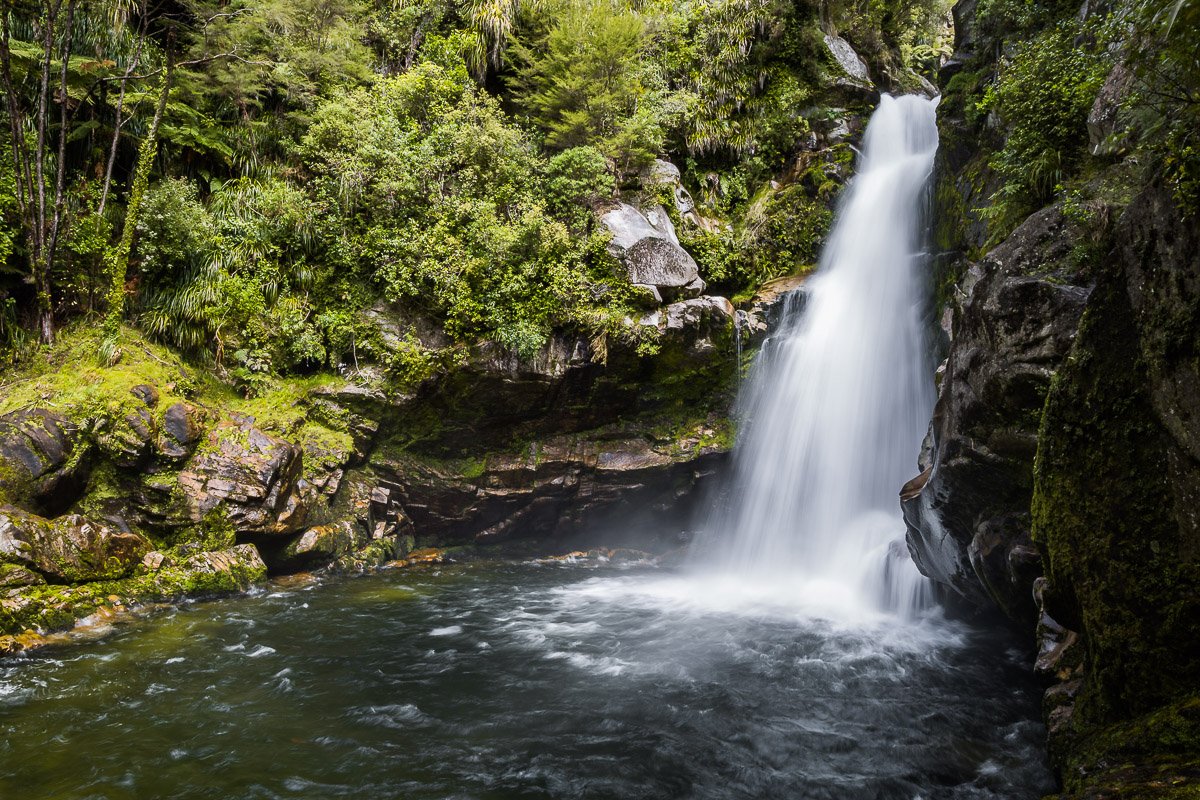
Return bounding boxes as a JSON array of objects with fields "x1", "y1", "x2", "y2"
[
  {"x1": 1128, "y1": 0, "x2": 1200, "y2": 216},
  {"x1": 978, "y1": 18, "x2": 1111, "y2": 238},
  {"x1": 512, "y1": 2, "x2": 667, "y2": 178},
  {"x1": 546, "y1": 146, "x2": 616, "y2": 230},
  {"x1": 135, "y1": 179, "x2": 218, "y2": 285},
  {"x1": 300, "y1": 62, "x2": 642, "y2": 360}
]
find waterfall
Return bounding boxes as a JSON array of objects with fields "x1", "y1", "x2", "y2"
[{"x1": 698, "y1": 94, "x2": 939, "y2": 620}]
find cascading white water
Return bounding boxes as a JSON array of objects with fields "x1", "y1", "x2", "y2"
[{"x1": 699, "y1": 94, "x2": 939, "y2": 620}]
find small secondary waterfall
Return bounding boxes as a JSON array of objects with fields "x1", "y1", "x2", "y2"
[{"x1": 700, "y1": 94, "x2": 940, "y2": 620}]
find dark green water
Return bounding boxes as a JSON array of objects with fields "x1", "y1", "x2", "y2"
[{"x1": 0, "y1": 561, "x2": 1054, "y2": 799}]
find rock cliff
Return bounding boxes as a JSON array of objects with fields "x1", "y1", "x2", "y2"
[{"x1": 900, "y1": 0, "x2": 1200, "y2": 793}]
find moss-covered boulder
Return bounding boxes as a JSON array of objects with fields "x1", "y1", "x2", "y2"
[
  {"x1": 1031, "y1": 184, "x2": 1200, "y2": 796},
  {"x1": 0, "y1": 408, "x2": 91, "y2": 514},
  {"x1": 0, "y1": 507, "x2": 150, "y2": 583},
  {"x1": 0, "y1": 543, "x2": 267, "y2": 644},
  {"x1": 0, "y1": 562, "x2": 45, "y2": 588},
  {"x1": 95, "y1": 405, "x2": 156, "y2": 469},
  {"x1": 164, "y1": 544, "x2": 268, "y2": 594},
  {"x1": 274, "y1": 521, "x2": 368, "y2": 571}
]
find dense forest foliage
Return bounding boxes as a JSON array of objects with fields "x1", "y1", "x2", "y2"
[
  {"x1": 940, "y1": 0, "x2": 1199, "y2": 245},
  {"x1": 0, "y1": 0, "x2": 1194, "y2": 395},
  {"x1": 0, "y1": 0, "x2": 952, "y2": 388}
]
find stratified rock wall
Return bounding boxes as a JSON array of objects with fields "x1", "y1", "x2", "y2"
[{"x1": 0, "y1": 276, "x2": 775, "y2": 647}]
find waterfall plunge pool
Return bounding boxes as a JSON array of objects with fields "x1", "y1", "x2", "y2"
[{"x1": 0, "y1": 560, "x2": 1054, "y2": 799}]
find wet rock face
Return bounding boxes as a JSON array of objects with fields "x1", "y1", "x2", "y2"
[
  {"x1": 601, "y1": 203, "x2": 706, "y2": 301},
  {"x1": 738, "y1": 275, "x2": 809, "y2": 345},
  {"x1": 1033, "y1": 183, "x2": 1200, "y2": 732},
  {"x1": 0, "y1": 507, "x2": 150, "y2": 583},
  {"x1": 397, "y1": 332, "x2": 606, "y2": 453},
  {"x1": 349, "y1": 292, "x2": 739, "y2": 551},
  {"x1": 387, "y1": 293, "x2": 738, "y2": 454},
  {"x1": 902, "y1": 205, "x2": 1091, "y2": 620},
  {"x1": 178, "y1": 419, "x2": 308, "y2": 536},
  {"x1": 639, "y1": 297, "x2": 737, "y2": 362},
  {"x1": 159, "y1": 402, "x2": 204, "y2": 462},
  {"x1": 0, "y1": 409, "x2": 90, "y2": 514},
  {"x1": 375, "y1": 432, "x2": 727, "y2": 548}
]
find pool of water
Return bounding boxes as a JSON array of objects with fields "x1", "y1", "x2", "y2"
[{"x1": 0, "y1": 561, "x2": 1055, "y2": 799}]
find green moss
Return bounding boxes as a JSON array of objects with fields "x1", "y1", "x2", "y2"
[
  {"x1": 191, "y1": 509, "x2": 237, "y2": 553},
  {"x1": 71, "y1": 462, "x2": 121, "y2": 514},
  {"x1": 297, "y1": 421, "x2": 355, "y2": 483},
  {"x1": 0, "y1": 455, "x2": 30, "y2": 507},
  {"x1": 459, "y1": 456, "x2": 487, "y2": 480},
  {"x1": 0, "y1": 549, "x2": 266, "y2": 638},
  {"x1": 223, "y1": 373, "x2": 347, "y2": 438},
  {"x1": 331, "y1": 537, "x2": 400, "y2": 573},
  {"x1": 1031, "y1": 251, "x2": 1200, "y2": 792},
  {"x1": 0, "y1": 323, "x2": 198, "y2": 422},
  {"x1": 1051, "y1": 695, "x2": 1200, "y2": 799},
  {"x1": 941, "y1": 69, "x2": 985, "y2": 121}
]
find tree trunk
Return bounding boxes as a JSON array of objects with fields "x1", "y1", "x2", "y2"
[
  {"x1": 0, "y1": 2, "x2": 68, "y2": 345},
  {"x1": 98, "y1": 0, "x2": 148, "y2": 218},
  {"x1": 38, "y1": 0, "x2": 78, "y2": 345},
  {"x1": 30, "y1": 3, "x2": 62, "y2": 344},
  {"x1": 100, "y1": 53, "x2": 173, "y2": 363}
]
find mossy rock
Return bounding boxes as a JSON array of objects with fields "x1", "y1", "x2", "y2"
[
  {"x1": 0, "y1": 543, "x2": 267, "y2": 639},
  {"x1": 0, "y1": 507, "x2": 150, "y2": 584},
  {"x1": 0, "y1": 408, "x2": 92, "y2": 515},
  {"x1": 1031, "y1": 184, "x2": 1200, "y2": 791}
]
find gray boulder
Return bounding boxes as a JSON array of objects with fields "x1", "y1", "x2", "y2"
[
  {"x1": 634, "y1": 296, "x2": 736, "y2": 364},
  {"x1": 601, "y1": 203, "x2": 705, "y2": 301},
  {"x1": 644, "y1": 160, "x2": 698, "y2": 218},
  {"x1": 824, "y1": 33, "x2": 872, "y2": 85}
]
